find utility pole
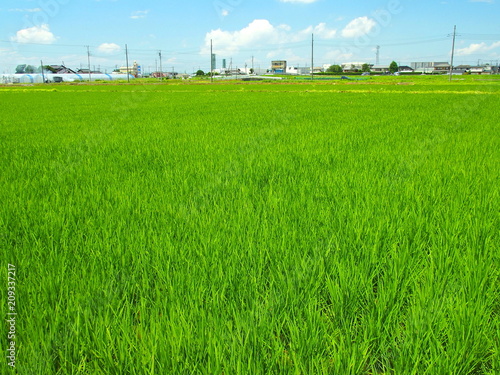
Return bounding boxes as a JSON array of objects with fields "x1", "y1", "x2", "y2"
[
  {"x1": 210, "y1": 39, "x2": 213, "y2": 83},
  {"x1": 252, "y1": 55, "x2": 254, "y2": 74},
  {"x1": 449, "y1": 25, "x2": 456, "y2": 82},
  {"x1": 158, "y1": 51, "x2": 163, "y2": 81},
  {"x1": 41, "y1": 60, "x2": 45, "y2": 84},
  {"x1": 125, "y1": 44, "x2": 130, "y2": 83},
  {"x1": 311, "y1": 33, "x2": 314, "y2": 81},
  {"x1": 86, "y1": 45, "x2": 91, "y2": 82},
  {"x1": 376, "y1": 45, "x2": 380, "y2": 65}
]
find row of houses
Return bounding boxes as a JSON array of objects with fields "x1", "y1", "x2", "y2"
[{"x1": 270, "y1": 60, "x2": 499, "y2": 75}]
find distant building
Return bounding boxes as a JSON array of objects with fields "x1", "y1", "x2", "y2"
[
  {"x1": 472, "y1": 64, "x2": 496, "y2": 74},
  {"x1": 117, "y1": 61, "x2": 139, "y2": 76},
  {"x1": 46, "y1": 65, "x2": 76, "y2": 74},
  {"x1": 228, "y1": 69, "x2": 242, "y2": 75},
  {"x1": 341, "y1": 62, "x2": 368, "y2": 72},
  {"x1": 434, "y1": 63, "x2": 451, "y2": 72},
  {"x1": 398, "y1": 66, "x2": 414, "y2": 73},
  {"x1": 286, "y1": 66, "x2": 309, "y2": 75},
  {"x1": 77, "y1": 68, "x2": 102, "y2": 75},
  {"x1": 453, "y1": 64, "x2": 496, "y2": 75},
  {"x1": 371, "y1": 65, "x2": 390, "y2": 73},
  {"x1": 271, "y1": 60, "x2": 287, "y2": 73},
  {"x1": 150, "y1": 72, "x2": 168, "y2": 78},
  {"x1": 470, "y1": 66, "x2": 485, "y2": 74},
  {"x1": 249, "y1": 67, "x2": 268, "y2": 75},
  {"x1": 411, "y1": 62, "x2": 449, "y2": 74}
]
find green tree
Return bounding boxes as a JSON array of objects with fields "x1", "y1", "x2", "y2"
[
  {"x1": 15, "y1": 64, "x2": 26, "y2": 74},
  {"x1": 362, "y1": 63, "x2": 371, "y2": 72},
  {"x1": 389, "y1": 61, "x2": 399, "y2": 74},
  {"x1": 196, "y1": 70, "x2": 205, "y2": 76},
  {"x1": 326, "y1": 64, "x2": 342, "y2": 73},
  {"x1": 25, "y1": 65, "x2": 36, "y2": 73}
]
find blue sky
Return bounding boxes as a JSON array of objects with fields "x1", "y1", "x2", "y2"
[{"x1": 1, "y1": 0, "x2": 499, "y2": 73}]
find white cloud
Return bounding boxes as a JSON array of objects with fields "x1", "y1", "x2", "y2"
[
  {"x1": 266, "y1": 48, "x2": 307, "y2": 65},
  {"x1": 221, "y1": 9, "x2": 229, "y2": 17},
  {"x1": 204, "y1": 19, "x2": 277, "y2": 56},
  {"x1": 131, "y1": 10, "x2": 148, "y2": 19},
  {"x1": 290, "y1": 22, "x2": 337, "y2": 42},
  {"x1": 202, "y1": 19, "x2": 336, "y2": 56},
  {"x1": 323, "y1": 49, "x2": 354, "y2": 62},
  {"x1": 10, "y1": 24, "x2": 56, "y2": 44},
  {"x1": 469, "y1": 0, "x2": 494, "y2": 3},
  {"x1": 278, "y1": 24, "x2": 292, "y2": 32},
  {"x1": 341, "y1": 16, "x2": 377, "y2": 38},
  {"x1": 97, "y1": 43, "x2": 121, "y2": 54},
  {"x1": 279, "y1": 0, "x2": 319, "y2": 3},
  {"x1": 313, "y1": 23, "x2": 337, "y2": 39},
  {"x1": 456, "y1": 41, "x2": 500, "y2": 56}
]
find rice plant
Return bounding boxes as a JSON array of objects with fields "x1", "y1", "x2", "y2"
[{"x1": 1, "y1": 78, "x2": 498, "y2": 374}]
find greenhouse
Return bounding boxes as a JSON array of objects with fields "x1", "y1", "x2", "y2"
[{"x1": 0, "y1": 73, "x2": 134, "y2": 84}]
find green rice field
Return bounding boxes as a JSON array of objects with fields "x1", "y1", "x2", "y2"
[{"x1": 1, "y1": 76, "x2": 499, "y2": 374}]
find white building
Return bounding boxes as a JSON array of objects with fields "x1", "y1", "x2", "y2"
[
  {"x1": 286, "y1": 66, "x2": 310, "y2": 75},
  {"x1": 371, "y1": 65, "x2": 390, "y2": 73},
  {"x1": 341, "y1": 62, "x2": 369, "y2": 72},
  {"x1": 117, "y1": 61, "x2": 140, "y2": 76},
  {"x1": 411, "y1": 62, "x2": 449, "y2": 74}
]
